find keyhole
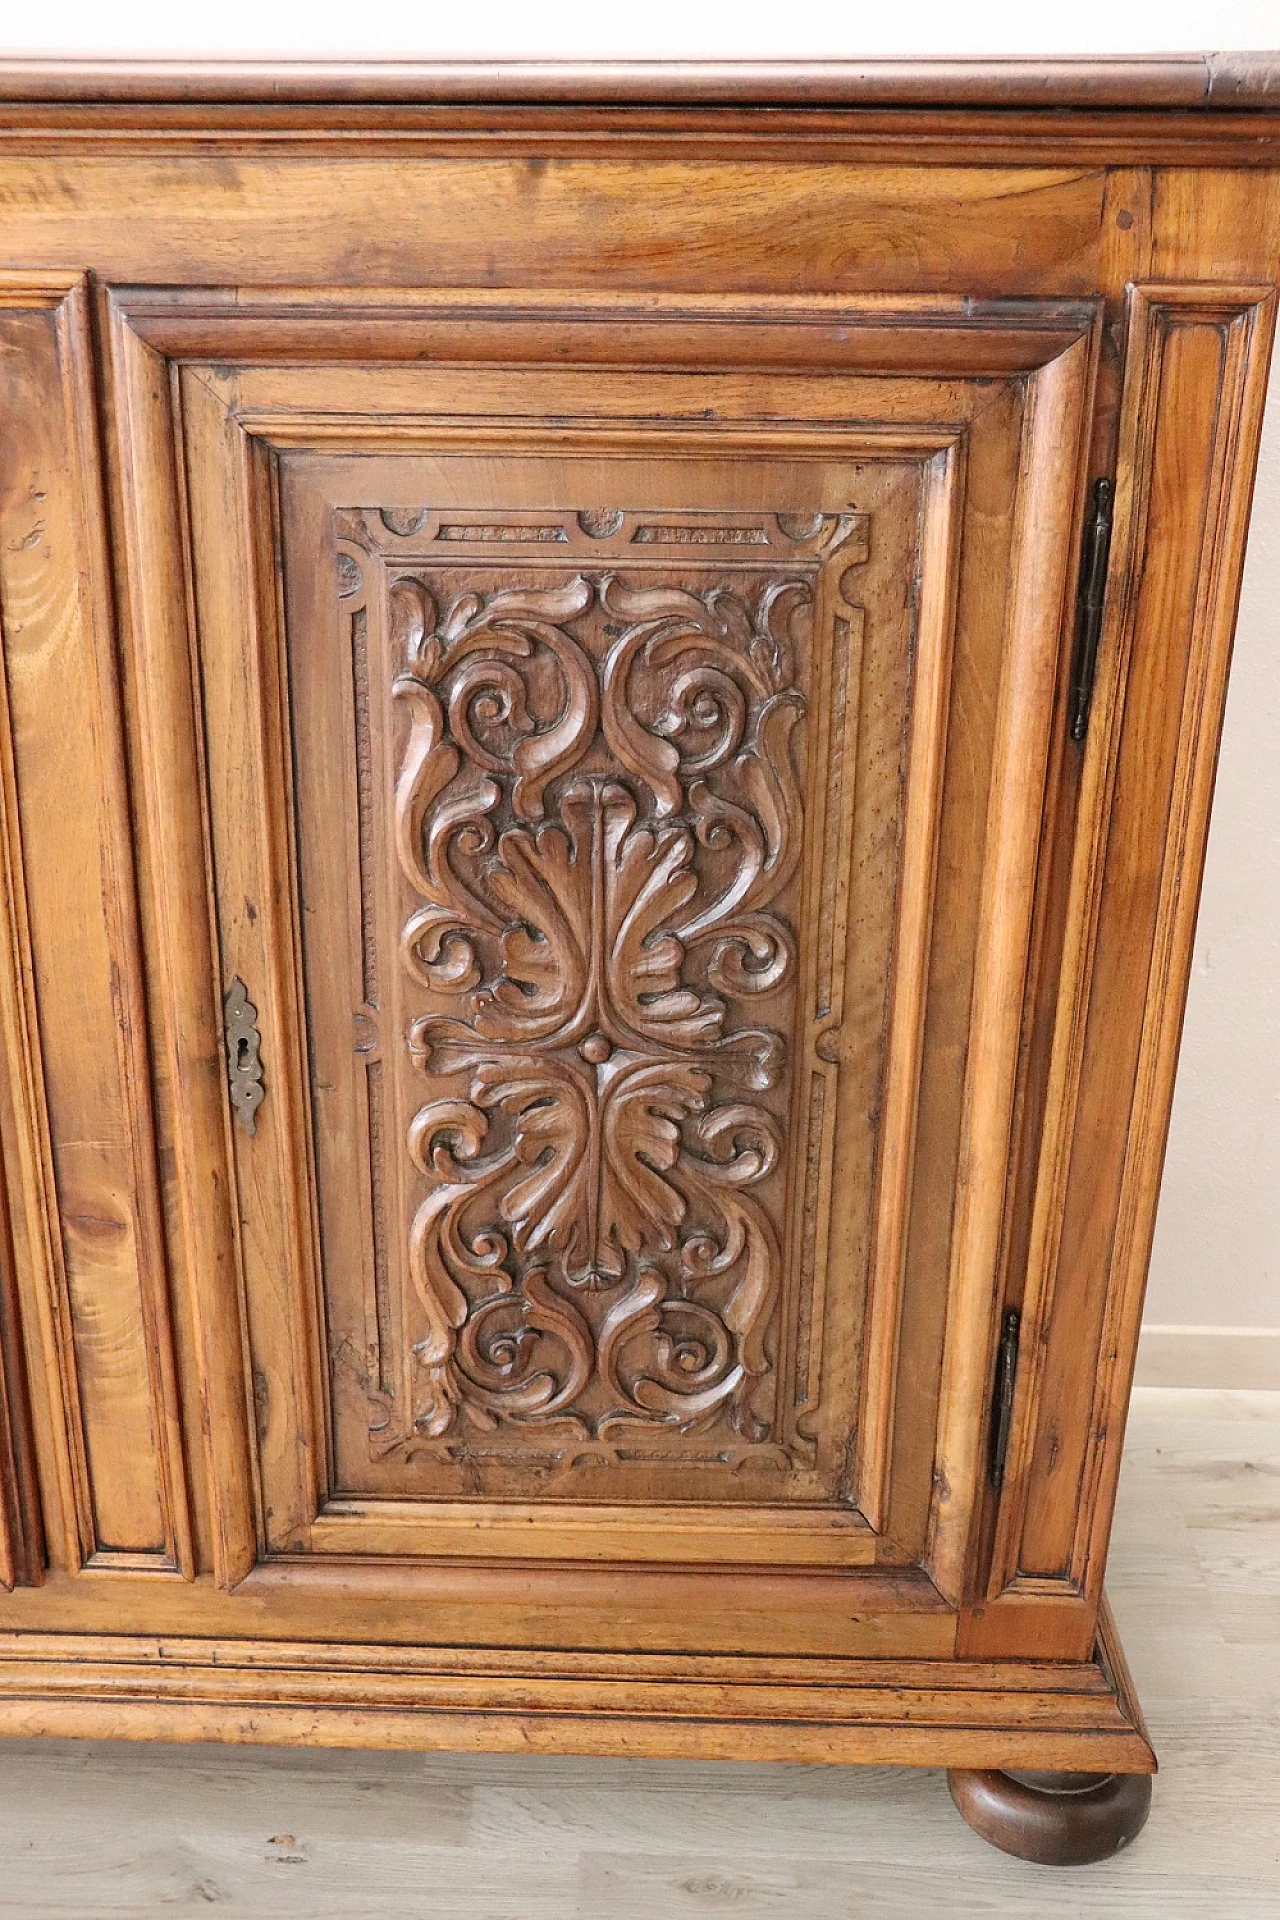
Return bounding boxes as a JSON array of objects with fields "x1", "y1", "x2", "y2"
[{"x1": 237, "y1": 1037, "x2": 251, "y2": 1071}]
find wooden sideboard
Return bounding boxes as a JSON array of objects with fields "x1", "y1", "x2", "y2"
[{"x1": 0, "y1": 56, "x2": 1277, "y2": 1866}]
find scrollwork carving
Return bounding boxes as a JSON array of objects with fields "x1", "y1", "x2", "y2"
[
  {"x1": 329, "y1": 501, "x2": 874, "y2": 1469},
  {"x1": 380, "y1": 551, "x2": 814, "y2": 1447}
]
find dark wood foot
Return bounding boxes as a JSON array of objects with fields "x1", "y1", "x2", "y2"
[{"x1": 947, "y1": 1767, "x2": 1152, "y2": 1865}]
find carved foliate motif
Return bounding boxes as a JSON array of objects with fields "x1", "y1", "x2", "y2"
[{"x1": 334, "y1": 506, "x2": 871, "y2": 1473}]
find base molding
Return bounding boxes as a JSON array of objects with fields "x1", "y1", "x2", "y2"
[
  {"x1": 1134, "y1": 1325, "x2": 1280, "y2": 1389},
  {"x1": 0, "y1": 1595, "x2": 1156, "y2": 1771}
]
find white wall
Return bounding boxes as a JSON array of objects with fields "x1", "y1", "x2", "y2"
[
  {"x1": 2, "y1": 1, "x2": 1279, "y2": 59},
  {"x1": 1142, "y1": 363, "x2": 1280, "y2": 1367}
]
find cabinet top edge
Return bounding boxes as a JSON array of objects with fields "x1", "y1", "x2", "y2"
[{"x1": 0, "y1": 54, "x2": 1278, "y2": 112}]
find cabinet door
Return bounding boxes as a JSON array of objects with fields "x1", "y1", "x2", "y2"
[
  {"x1": 0, "y1": 276, "x2": 191, "y2": 1588},
  {"x1": 112, "y1": 289, "x2": 1095, "y2": 1656}
]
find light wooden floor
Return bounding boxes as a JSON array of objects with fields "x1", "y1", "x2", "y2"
[{"x1": 0, "y1": 1387, "x2": 1276, "y2": 1917}]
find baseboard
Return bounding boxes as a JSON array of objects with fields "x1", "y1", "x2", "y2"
[{"x1": 1134, "y1": 1325, "x2": 1280, "y2": 1390}]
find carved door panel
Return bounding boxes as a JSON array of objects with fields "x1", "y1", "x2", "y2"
[
  {"x1": 292, "y1": 472, "x2": 912, "y2": 1541},
  {"x1": 112, "y1": 291, "x2": 1095, "y2": 1649}
]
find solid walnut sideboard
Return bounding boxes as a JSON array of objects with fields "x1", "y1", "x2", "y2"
[{"x1": 0, "y1": 56, "x2": 1277, "y2": 1866}]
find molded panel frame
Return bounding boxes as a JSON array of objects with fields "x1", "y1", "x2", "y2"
[
  {"x1": 106, "y1": 287, "x2": 1096, "y2": 1640},
  {"x1": 0, "y1": 271, "x2": 192, "y2": 1581},
  {"x1": 962, "y1": 280, "x2": 1278, "y2": 1661}
]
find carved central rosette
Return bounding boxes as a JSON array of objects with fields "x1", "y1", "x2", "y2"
[{"x1": 391, "y1": 565, "x2": 808, "y2": 1443}]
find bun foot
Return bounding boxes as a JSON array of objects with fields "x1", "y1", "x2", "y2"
[{"x1": 947, "y1": 1767, "x2": 1152, "y2": 1864}]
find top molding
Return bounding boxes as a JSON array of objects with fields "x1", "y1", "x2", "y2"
[{"x1": 0, "y1": 54, "x2": 1278, "y2": 110}]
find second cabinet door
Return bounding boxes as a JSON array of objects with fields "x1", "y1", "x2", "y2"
[{"x1": 114, "y1": 288, "x2": 1096, "y2": 1654}]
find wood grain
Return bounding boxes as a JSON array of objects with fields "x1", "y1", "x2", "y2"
[
  {"x1": 101, "y1": 297, "x2": 260, "y2": 1590},
  {"x1": 0, "y1": 1611, "x2": 1151, "y2": 1769},
  {"x1": 95, "y1": 291, "x2": 1102, "y2": 1622},
  {"x1": 0, "y1": 166, "x2": 1112, "y2": 295},
  {"x1": 0, "y1": 79, "x2": 1275, "y2": 1794},
  {"x1": 0, "y1": 274, "x2": 191, "y2": 1577},
  {"x1": 0, "y1": 1146, "x2": 41, "y2": 1587},
  {"x1": 970, "y1": 284, "x2": 1277, "y2": 1661},
  {"x1": 854, "y1": 444, "x2": 961, "y2": 1534},
  {"x1": 926, "y1": 329, "x2": 1096, "y2": 1607},
  {"x1": 0, "y1": 60, "x2": 1276, "y2": 182},
  {"x1": 0, "y1": 57, "x2": 1236, "y2": 108}
]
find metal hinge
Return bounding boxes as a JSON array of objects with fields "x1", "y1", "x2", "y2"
[
  {"x1": 1068, "y1": 477, "x2": 1115, "y2": 743},
  {"x1": 988, "y1": 1308, "x2": 1021, "y2": 1491}
]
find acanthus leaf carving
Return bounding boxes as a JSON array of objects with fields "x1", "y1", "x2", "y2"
[{"x1": 343, "y1": 508, "x2": 871, "y2": 1459}]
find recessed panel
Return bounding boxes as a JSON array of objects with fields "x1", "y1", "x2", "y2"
[
  {"x1": 283, "y1": 462, "x2": 926, "y2": 1516},
  {"x1": 0, "y1": 280, "x2": 189, "y2": 1577}
]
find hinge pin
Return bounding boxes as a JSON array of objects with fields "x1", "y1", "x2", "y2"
[
  {"x1": 1068, "y1": 477, "x2": 1115, "y2": 743},
  {"x1": 989, "y1": 1307, "x2": 1022, "y2": 1491}
]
